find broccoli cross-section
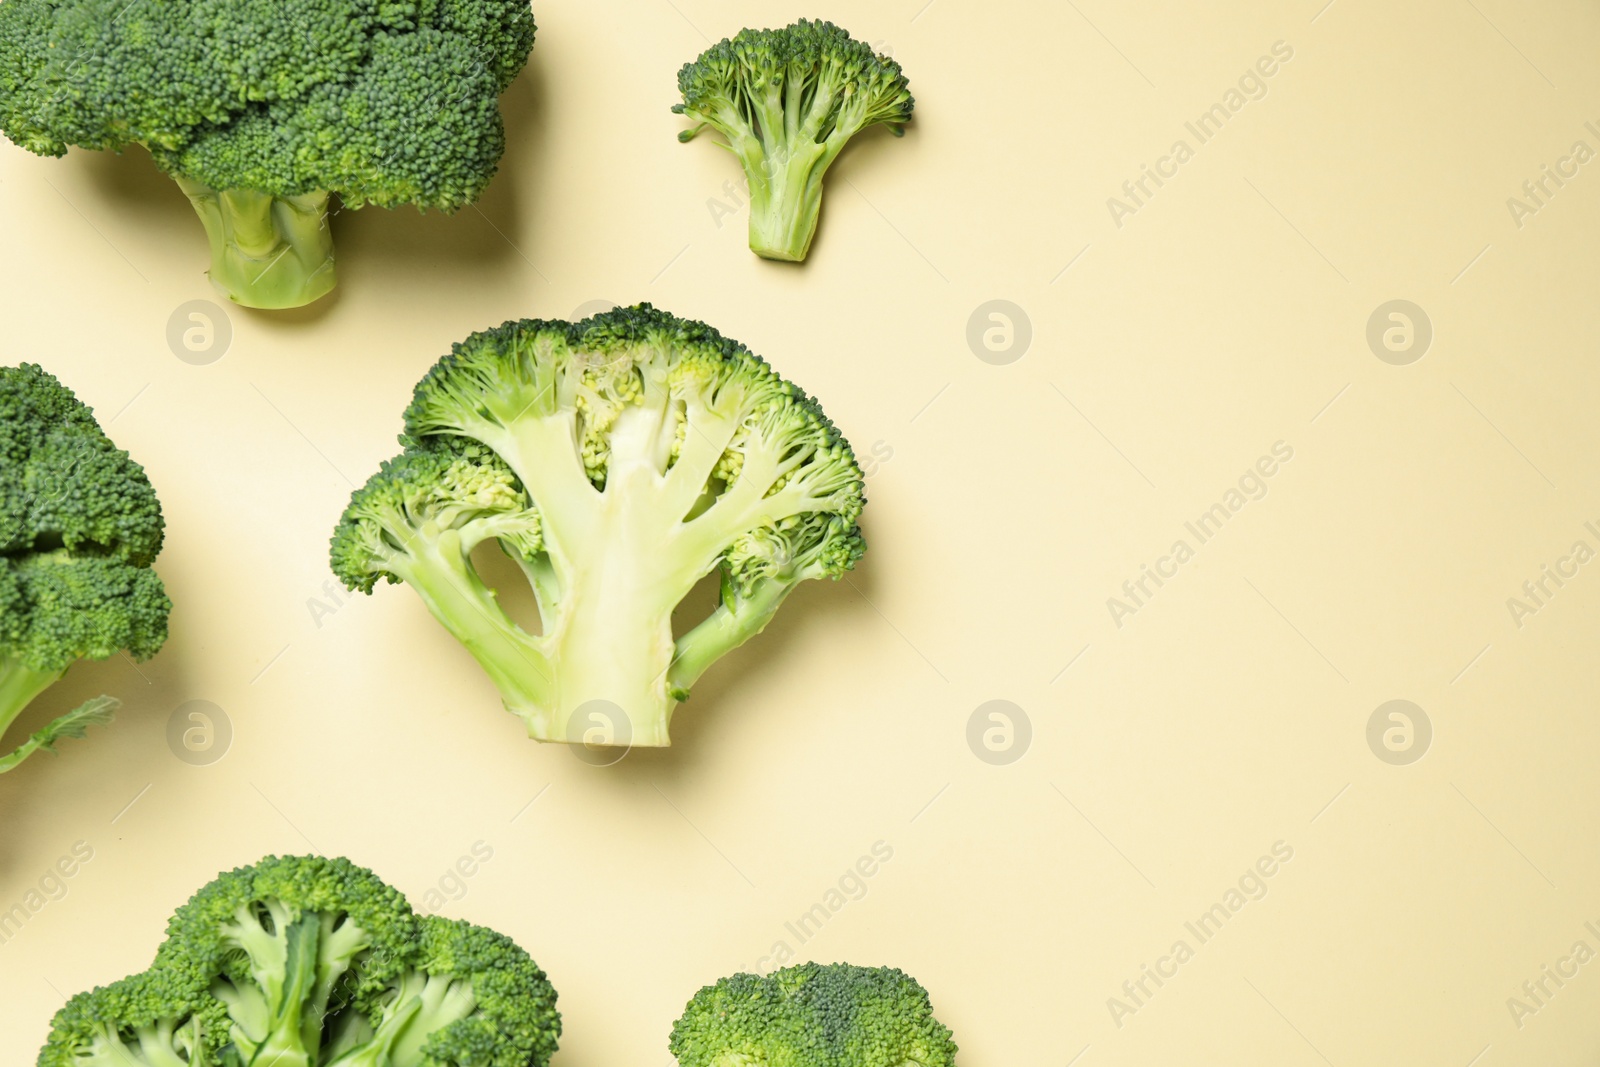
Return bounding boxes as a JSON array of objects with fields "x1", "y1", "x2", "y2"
[
  {"x1": 0, "y1": 363, "x2": 170, "y2": 774},
  {"x1": 0, "y1": 0, "x2": 537, "y2": 308},
  {"x1": 670, "y1": 962, "x2": 958, "y2": 1067},
  {"x1": 330, "y1": 304, "x2": 866, "y2": 750},
  {"x1": 37, "y1": 854, "x2": 563, "y2": 1067},
  {"x1": 674, "y1": 19, "x2": 913, "y2": 262}
]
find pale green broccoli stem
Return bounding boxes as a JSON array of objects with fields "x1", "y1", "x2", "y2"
[
  {"x1": 0, "y1": 655, "x2": 64, "y2": 749},
  {"x1": 326, "y1": 973, "x2": 477, "y2": 1067},
  {"x1": 746, "y1": 144, "x2": 831, "y2": 262},
  {"x1": 389, "y1": 533, "x2": 555, "y2": 729},
  {"x1": 82, "y1": 1022, "x2": 197, "y2": 1067},
  {"x1": 668, "y1": 574, "x2": 794, "y2": 692},
  {"x1": 538, "y1": 534, "x2": 683, "y2": 748},
  {"x1": 245, "y1": 913, "x2": 322, "y2": 1067},
  {"x1": 175, "y1": 178, "x2": 336, "y2": 310}
]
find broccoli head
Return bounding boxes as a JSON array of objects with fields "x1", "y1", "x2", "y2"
[
  {"x1": 669, "y1": 962, "x2": 958, "y2": 1067},
  {"x1": 674, "y1": 20, "x2": 913, "y2": 262},
  {"x1": 0, "y1": 0, "x2": 537, "y2": 309},
  {"x1": 330, "y1": 304, "x2": 865, "y2": 749},
  {"x1": 38, "y1": 854, "x2": 562, "y2": 1067},
  {"x1": 0, "y1": 363, "x2": 169, "y2": 774}
]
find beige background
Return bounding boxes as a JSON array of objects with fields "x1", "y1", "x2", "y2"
[{"x1": 4, "y1": 0, "x2": 1600, "y2": 1062}]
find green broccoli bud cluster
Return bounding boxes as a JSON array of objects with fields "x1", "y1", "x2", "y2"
[
  {"x1": 674, "y1": 19, "x2": 913, "y2": 261},
  {"x1": 36, "y1": 854, "x2": 562, "y2": 1067},
  {"x1": 0, "y1": 364, "x2": 170, "y2": 774},
  {"x1": 670, "y1": 962, "x2": 958, "y2": 1067},
  {"x1": 0, "y1": 0, "x2": 537, "y2": 308},
  {"x1": 331, "y1": 304, "x2": 865, "y2": 749}
]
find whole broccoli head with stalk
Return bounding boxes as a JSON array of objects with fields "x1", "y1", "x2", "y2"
[
  {"x1": 36, "y1": 853, "x2": 563, "y2": 1067},
  {"x1": 674, "y1": 19, "x2": 913, "y2": 262},
  {"x1": 0, "y1": 0, "x2": 537, "y2": 309},
  {"x1": 329, "y1": 304, "x2": 865, "y2": 750},
  {"x1": 0, "y1": 363, "x2": 169, "y2": 775},
  {"x1": 669, "y1": 962, "x2": 958, "y2": 1067}
]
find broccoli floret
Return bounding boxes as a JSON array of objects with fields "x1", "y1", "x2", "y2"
[
  {"x1": 669, "y1": 963, "x2": 958, "y2": 1067},
  {"x1": 0, "y1": 364, "x2": 170, "y2": 774},
  {"x1": 329, "y1": 304, "x2": 866, "y2": 749},
  {"x1": 36, "y1": 968, "x2": 231, "y2": 1067},
  {"x1": 673, "y1": 19, "x2": 913, "y2": 262},
  {"x1": 0, "y1": 0, "x2": 536, "y2": 309},
  {"x1": 38, "y1": 854, "x2": 563, "y2": 1067}
]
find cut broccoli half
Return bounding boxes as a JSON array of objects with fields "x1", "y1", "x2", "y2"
[
  {"x1": 0, "y1": 0, "x2": 537, "y2": 308},
  {"x1": 670, "y1": 962, "x2": 958, "y2": 1067},
  {"x1": 674, "y1": 19, "x2": 913, "y2": 262},
  {"x1": 0, "y1": 363, "x2": 170, "y2": 774},
  {"x1": 330, "y1": 304, "x2": 865, "y2": 749},
  {"x1": 38, "y1": 854, "x2": 562, "y2": 1067}
]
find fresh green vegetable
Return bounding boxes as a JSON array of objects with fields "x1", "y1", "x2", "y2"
[
  {"x1": 0, "y1": 0, "x2": 537, "y2": 308},
  {"x1": 0, "y1": 364, "x2": 169, "y2": 774},
  {"x1": 670, "y1": 962, "x2": 958, "y2": 1067},
  {"x1": 674, "y1": 19, "x2": 913, "y2": 262},
  {"x1": 36, "y1": 854, "x2": 562, "y2": 1067},
  {"x1": 330, "y1": 304, "x2": 865, "y2": 749}
]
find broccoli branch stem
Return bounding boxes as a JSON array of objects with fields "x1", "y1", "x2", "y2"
[
  {"x1": 176, "y1": 178, "x2": 337, "y2": 310},
  {"x1": 247, "y1": 913, "x2": 321, "y2": 1067},
  {"x1": 392, "y1": 535, "x2": 554, "y2": 724},
  {"x1": 0, "y1": 656, "x2": 64, "y2": 748},
  {"x1": 669, "y1": 575, "x2": 794, "y2": 693}
]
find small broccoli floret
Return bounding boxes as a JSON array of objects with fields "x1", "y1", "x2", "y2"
[
  {"x1": 331, "y1": 304, "x2": 866, "y2": 749},
  {"x1": 37, "y1": 968, "x2": 231, "y2": 1067},
  {"x1": 673, "y1": 19, "x2": 913, "y2": 262},
  {"x1": 38, "y1": 854, "x2": 562, "y2": 1067},
  {"x1": 0, "y1": 364, "x2": 170, "y2": 774},
  {"x1": 0, "y1": 0, "x2": 537, "y2": 309},
  {"x1": 670, "y1": 963, "x2": 958, "y2": 1067},
  {"x1": 330, "y1": 916, "x2": 562, "y2": 1067}
]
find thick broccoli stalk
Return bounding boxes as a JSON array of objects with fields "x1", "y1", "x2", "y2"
[
  {"x1": 0, "y1": 364, "x2": 170, "y2": 772},
  {"x1": 674, "y1": 20, "x2": 914, "y2": 262},
  {"x1": 39, "y1": 854, "x2": 563, "y2": 1067},
  {"x1": 330, "y1": 305, "x2": 866, "y2": 749},
  {"x1": 0, "y1": 0, "x2": 536, "y2": 309},
  {"x1": 670, "y1": 962, "x2": 958, "y2": 1067},
  {"x1": 176, "y1": 180, "x2": 336, "y2": 311}
]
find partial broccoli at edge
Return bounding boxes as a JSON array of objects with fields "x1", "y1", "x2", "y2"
[
  {"x1": 330, "y1": 304, "x2": 865, "y2": 749},
  {"x1": 670, "y1": 962, "x2": 958, "y2": 1067},
  {"x1": 0, "y1": 364, "x2": 170, "y2": 774},
  {"x1": 0, "y1": 0, "x2": 537, "y2": 309},
  {"x1": 674, "y1": 19, "x2": 913, "y2": 262},
  {"x1": 37, "y1": 854, "x2": 562, "y2": 1067}
]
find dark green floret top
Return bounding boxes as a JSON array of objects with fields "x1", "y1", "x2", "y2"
[
  {"x1": 670, "y1": 962, "x2": 958, "y2": 1067},
  {"x1": 0, "y1": 364, "x2": 170, "y2": 774}
]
